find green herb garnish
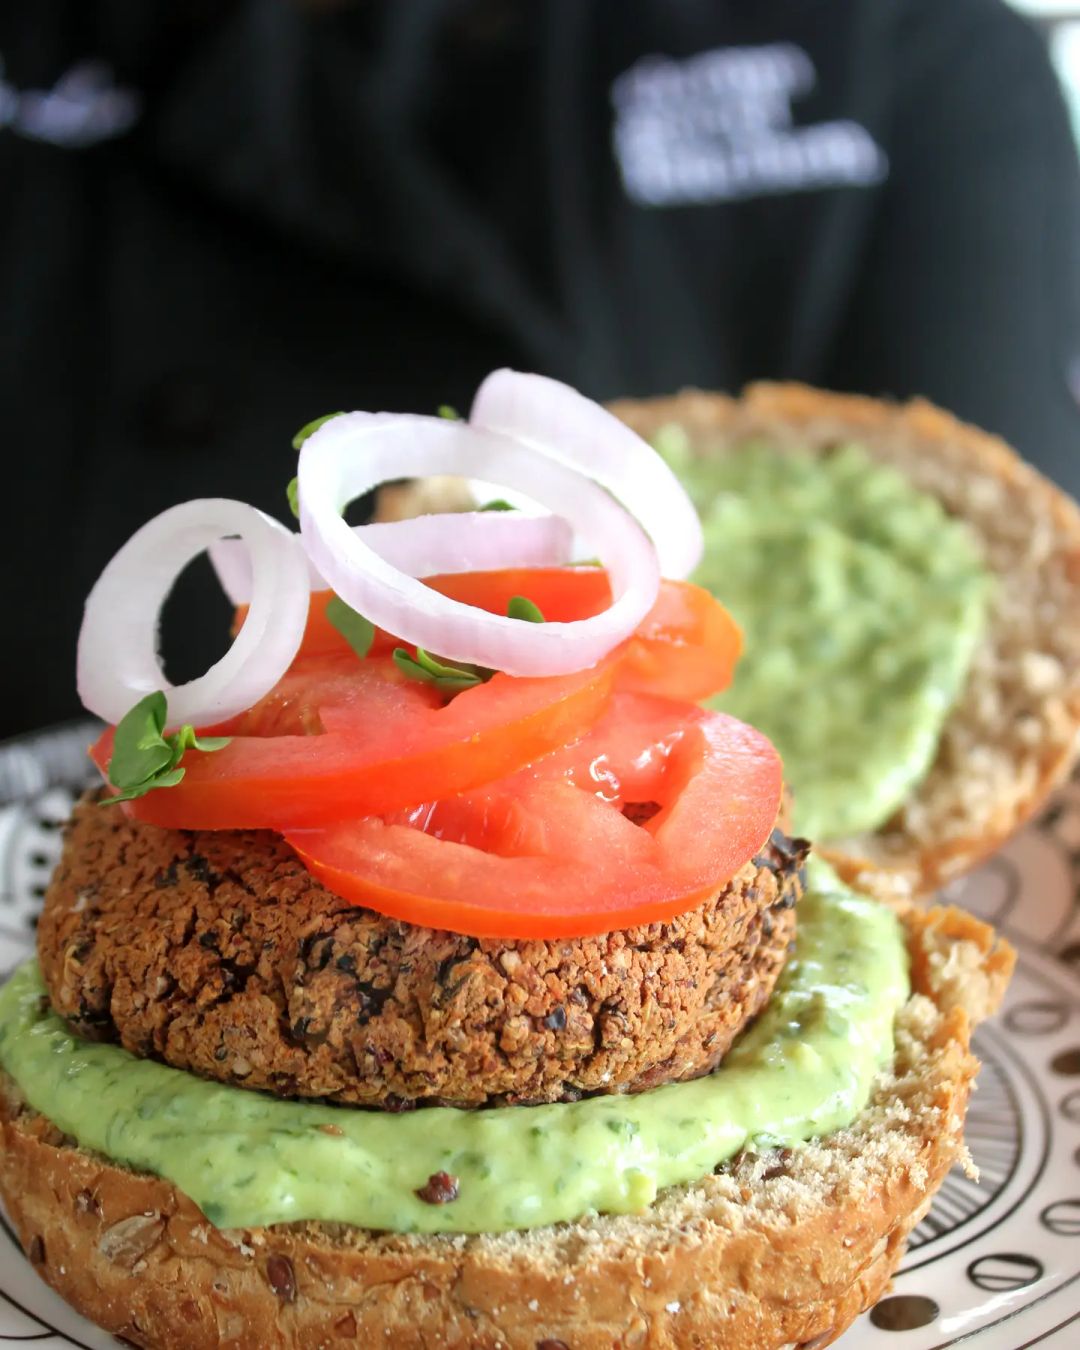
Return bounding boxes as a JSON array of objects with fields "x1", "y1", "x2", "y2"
[
  {"x1": 326, "y1": 596, "x2": 375, "y2": 659},
  {"x1": 392, "y1": 647, "x2": 487, "y2": 695},
  {"x1": 437, "y1": 404, "x2": 461, "y2": 420},
  {"x1": 104, "y1": 692, "x2": 231, "y2": 803},
  {"x1": 507, "y1": 595, "x2": 545, "y2": 623},
  {"x1": 292, "y1": 411, "x2": 345, "y2": 451},
  {"x1": 287, "y1": 412, "x2": 345, "y2": 517},
  {"x1": 392, "y1": 599, "x2": 543, "y2": 693},
  {"x1": 478, "y1": 499, "x2": 514, "y2": 512}
]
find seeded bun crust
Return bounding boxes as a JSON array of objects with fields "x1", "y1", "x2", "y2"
[
  {"x1": 610, "y1": 384, "x2": 1080, "y2": 901},
  {"x1": 1, "y1": 901, "x2": 1013, "y2": 1350},
  {"x1": 37, "y1": 796, "x2": 804, "y2": 1108}
]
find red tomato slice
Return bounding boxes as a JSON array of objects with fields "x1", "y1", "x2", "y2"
[
  {"x1": 277, "y1": 568, "x2": 613, "y2": 662},
  {"x1": 286, "y1": 694, "x2": 782, "y2": 939},
  {"x1": 293, "y1": 569, "x2": 741, "y2": 702},
  {"x1": 94, "y1": 571, "x2": 739, "y2": 834},
  {"x1": 425, "y1": 566, "x2": 615, "y2": 624},
  {"x1": 619, "y1": 577, "x2": 742, "y2": 703},
  {"x1": 91, "y1": 651, "x2": 618, "y2": 831}
]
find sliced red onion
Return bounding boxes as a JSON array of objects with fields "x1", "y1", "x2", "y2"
[
  {"x1": 362, "y1": 511, "x2": 573, "y2": 577},
  {"x1": 470, "y1": 369, "x2": 703, "y2": 579},
  {"x1": 297, "y1": 415, "x2": 659, "y2": 675},
  {"x1": 209, "y1": 512, "x2": 573, "y2": 606},
  {"x1": 77, "y1": 499, "x2": 310, "y2": 730}
]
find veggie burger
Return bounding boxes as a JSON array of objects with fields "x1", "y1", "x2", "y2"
[{"x1": 0, "y1": 373, "x2": 1015, "y2": 1348}]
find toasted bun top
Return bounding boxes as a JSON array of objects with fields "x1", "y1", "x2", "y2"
[{"x1": 611, "y1": 383, "x2": 1080, "y2": 899}]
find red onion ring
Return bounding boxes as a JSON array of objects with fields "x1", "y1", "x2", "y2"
[
  {"x1": 470, "y1": 369, "x2": 703, "y2": 579},
  {"x1": 77, "y1": 499, "x2": 310, "y2": 729},
  {"x1": 297, "y1": 415, "x2": 659, "y2": 676},
  {"x1": 209, "y1": 512, "x2": 573, "y2": 606}
]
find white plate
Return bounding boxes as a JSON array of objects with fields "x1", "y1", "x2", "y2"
[{"x1": 0, "y1": 724, "x2": 1078, "y2": 1348}]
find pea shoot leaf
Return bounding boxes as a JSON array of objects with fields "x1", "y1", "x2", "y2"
[
  {"x1": 478, "y1": 499, "x2": 514, "y2": 512},
  {"x1": 292, "y1": 411, "x2": 344, "y2": 451},
  {"x1": 437, "y1": 404, "x2": 461, "y2": 420},
  {"x1": 172, "y1": 725, "x2": 233, "y2": 755},
  {"x1": 107, "y1": 692, "x2": 174, "y2": 788},
  {"x1": 392, "y1": 647, "x2": 486, "y2": 695},
  {"x1": 287, "y1": 412, "x2": 344, "y2": 515},
  {"x1": 109, "y1": 767, "x2": 187, "y2": 803},
  {"x1": 392, "y1": 599, "x2": 544, "y2": 695},
  {"x1": 507, "y1": 595, "x2": 545, "y2": 623},
  {"x1": 103, "y1": 692, "x2": 231, "y2": 805},
  {"x1": 326, "y1": 596, "x2": 375, "y2": 659}
]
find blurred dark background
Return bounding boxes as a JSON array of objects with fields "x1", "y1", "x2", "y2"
[{"x1": 2, "y1": 0, "x2": 1080, "y2": 738}]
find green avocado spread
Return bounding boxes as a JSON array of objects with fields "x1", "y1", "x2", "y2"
[
  {"x1": 655, "y1": 431, "x2": 991, "y2": 839},
  {"x1": 0, "y1": 861, "x2": 907, "y2": 1234}
]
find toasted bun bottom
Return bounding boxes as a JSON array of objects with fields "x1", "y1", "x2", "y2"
[{"x1": 0, "y1": 904, "x2": 1012, "y2": 1350}]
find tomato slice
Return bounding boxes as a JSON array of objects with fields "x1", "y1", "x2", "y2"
[
  {"x1": 293, "y1": 569, "x2": 741, "y2": 701},
  {"x1": 286, "y1": 694, "x2": 782, "y2": 939},
  {"x1": 273, "y1": 568, "x2": 613, "y2": 662},
  {"x1": 426, "y1": 566, "x2": 615, "y2": 624},
  {"x1": 91, "y1": 651, "x2": 617, "y2": 830},
  {"x1": 618, "y1": 576, "x2": 742, "y2": 703},
  {"x1": 93, "y1": 570, "x2": 739, "y2": 833}
]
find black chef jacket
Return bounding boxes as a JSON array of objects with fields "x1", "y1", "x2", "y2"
[{"x1": 2, "y1": 0, "x2": 1079, "y2": 736}]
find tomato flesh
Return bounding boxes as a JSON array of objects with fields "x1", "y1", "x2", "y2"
[
  {"x1": 93, "y1": 651, "x2": 617, "y2": 830},
  {"x1": 277, "y1": 568, "x2": 613, "y2": 662},
  {"x1": 286, "y1": 695, "x2": 782, "y2": 939},
  {"x1": 291, "y1": 570, "x2": 741, "y2": 702},
  {"x1": 92, "y1": 567, "x2": 762, "y2": 938},
  {"x1": 619, "y1": 577, "x2": 742, "y2": 702}
]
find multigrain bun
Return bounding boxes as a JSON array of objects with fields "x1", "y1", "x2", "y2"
[
  {"x1": 37, "y1": 797, "x2": 803, "y2": 1108},
  {"x1": 0, "y1": 902, "x2": 1014, "y2": 1350},
  {"x1": 611, "y1": 384, "x2": 1080, "y2": 900}
]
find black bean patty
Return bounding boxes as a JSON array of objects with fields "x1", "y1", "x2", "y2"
[{"x1": 37, "y1": 795, "x2": 806, "y2": 1108}]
